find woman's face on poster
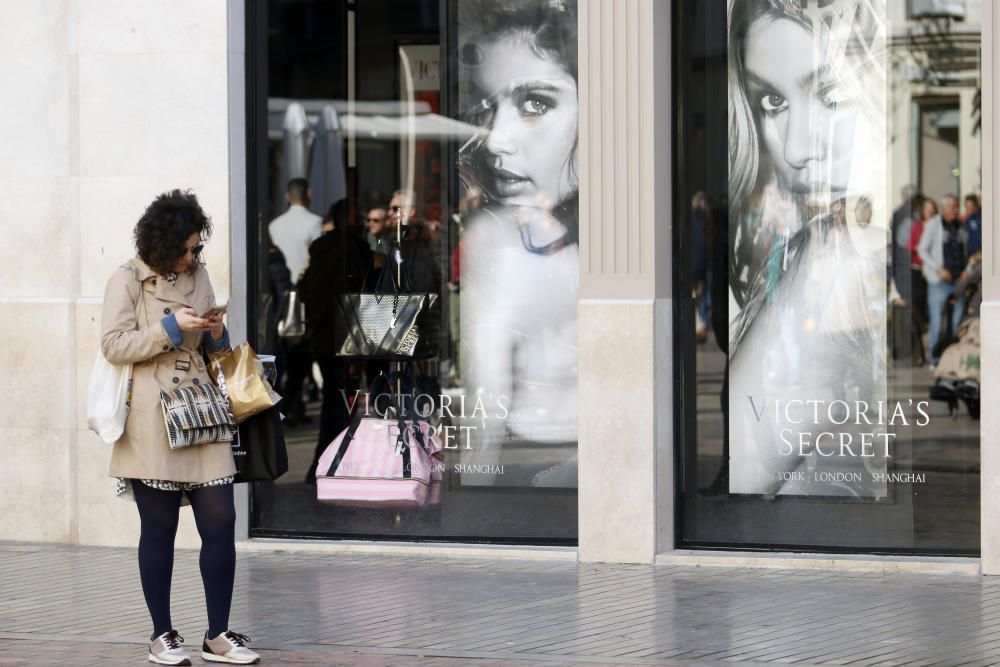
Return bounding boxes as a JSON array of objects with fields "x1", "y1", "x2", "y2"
[
  {"x1": 744, "y1": 16, "x2": 860, "y2": 210},
  {"x1": 467, "y1": 35, "x2": 578, "y2": 209}
]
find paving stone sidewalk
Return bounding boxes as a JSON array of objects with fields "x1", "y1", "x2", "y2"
[{"x1": 0, "y1": 541, "x2": 998, "y2": 666}]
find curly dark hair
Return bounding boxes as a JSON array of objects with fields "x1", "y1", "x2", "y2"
[{"x1": 134, "y1": 189, "x2": 213, "y2": 275}]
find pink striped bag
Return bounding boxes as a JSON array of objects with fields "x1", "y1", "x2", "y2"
[{"x1": 316, "y1": 417, "x2": 443, "y2": 508}]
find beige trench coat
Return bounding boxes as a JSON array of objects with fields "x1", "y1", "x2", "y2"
[{"x1": 101, "y1": 257, "x2": 236, "y2": 483}]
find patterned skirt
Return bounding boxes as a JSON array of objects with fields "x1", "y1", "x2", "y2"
[{"x1": 115, "y1": 476, "x2": 234, "y2": 505}]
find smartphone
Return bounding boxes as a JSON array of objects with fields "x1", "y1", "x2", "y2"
[{"x1": 200, "y1": 303, "x2": 228, "y2": 319}]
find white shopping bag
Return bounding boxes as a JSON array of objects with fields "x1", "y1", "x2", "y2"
[{"x1": 85, "y1": 351, "x2": 132, "y2": 444}]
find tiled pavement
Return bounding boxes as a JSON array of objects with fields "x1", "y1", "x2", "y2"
[{"x1": 1, "y1": 542, "x2": 999, "y2": 666}]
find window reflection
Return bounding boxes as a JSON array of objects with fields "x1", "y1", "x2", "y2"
[
  {"x1": 678, "y1": 0, "x2": 982, "y2": 552},
  {"x1": 252, "y1": 0, "x2": 579, "y2": 543}
]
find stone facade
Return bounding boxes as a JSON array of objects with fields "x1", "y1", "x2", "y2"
[
  {"x1": 1, "y1": 0, "x2": 997, "y2": 569},
  {"x1": 0, "y1": 1, "x2": 231, "y2": 548}
]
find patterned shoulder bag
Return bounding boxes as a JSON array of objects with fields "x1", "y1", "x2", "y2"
[{"x1": 160, "y1": 383, "x2": 235, "y2": 449}]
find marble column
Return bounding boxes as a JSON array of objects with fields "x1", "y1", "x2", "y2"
[{"x1": 577, "y1": 0, "x2": 673, "y2": 563}]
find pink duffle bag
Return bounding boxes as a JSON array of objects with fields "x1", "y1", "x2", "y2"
[{"x1": 316, "y1": 417, "x2": 443, "y2": 508}]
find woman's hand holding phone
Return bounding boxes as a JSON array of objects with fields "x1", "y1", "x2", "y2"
[
  {"x1": 175, "y1": 304, "x2": 227, "y2": 338},
  {"x1": 200, "y1": 304, "x2": 228, "y2": 319},
  {"x1": 200, "y1": 304, "x2": 227, "y2": 340},
  {"x1": 175, "y1": 307, "x2": 210, "y2": 332}
]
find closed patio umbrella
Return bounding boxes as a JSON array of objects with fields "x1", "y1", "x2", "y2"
[
  {"x1": 281, "y1": 102, "x2": 310, "y2": 195},
  {"x1": 306, "y1": 105, "x2": 348, "y2": 216}
]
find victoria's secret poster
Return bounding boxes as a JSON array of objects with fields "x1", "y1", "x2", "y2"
[
  {"x1": 726, "y1": 0, "x2": 899, "y2": 497},
  {"x1": 455, "y1": 0, "x2": 580, "y2": 489}
]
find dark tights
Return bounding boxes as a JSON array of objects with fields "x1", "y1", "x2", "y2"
[{"x1": 132, "y1": 481, "x2": 236, "y2": 640}]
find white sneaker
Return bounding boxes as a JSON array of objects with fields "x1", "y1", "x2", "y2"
[
  {"x1": 148, "y1": 630, "x2": 192, "y2": 666},
  {"x1": 201, "y1": 630, "x2": 260, "y2": 664}
]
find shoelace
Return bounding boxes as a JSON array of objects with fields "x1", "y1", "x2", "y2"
[
  {"x1": 163, "y1": 630, "x2": 184, "y2": 650},
  {"x1": 224, "y1": 631, "x2": 251, "y2": 647}
]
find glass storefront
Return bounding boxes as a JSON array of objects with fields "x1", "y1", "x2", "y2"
[
  {"x1": 674, "y1": 0, "x2": 983, "y2": 553},
  {"x1": 247, "y1": 0, "x2": 579, "y2": 543},
  {"x1": 244, "y1": 0, "x2": 985, "y2": 553}
]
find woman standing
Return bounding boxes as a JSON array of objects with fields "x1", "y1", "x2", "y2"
[
  {"x1": 101, "y1": 190, "x2": 259, "y2": 665},
  {"x1": 457, "y1": 0, "x2": 579, "y2": 487},
  {"x1": 907, "y1": 197, "x2": 935, "y2": 365}
]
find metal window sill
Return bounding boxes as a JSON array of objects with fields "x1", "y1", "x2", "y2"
[
  {"x1": 238, "y1": 537, "x2": 579, "y2": 561},
  {"x1": 656, "y1": 549, "x2": 981, "y2": 575}
]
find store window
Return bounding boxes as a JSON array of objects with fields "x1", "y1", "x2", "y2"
[
  {"x1": 674, "y1": 0, "x2": 982, "y2": 553},
  {"x1": 246, "y1": 0, "x2": 579, "y2": 543}
]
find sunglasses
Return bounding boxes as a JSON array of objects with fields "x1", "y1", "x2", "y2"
[{"x1": 182, "y1": 243, "x2": 204, "y2": 257}]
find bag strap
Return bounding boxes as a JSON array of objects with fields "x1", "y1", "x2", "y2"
[
  {"x1": 359, "y1": 239, "x2": 386, "y2": 291},
  {"x1": 327, "y1": 414, "x2": 363, "y2": 476},
  {"x1": 372, "y1": 245, "x2": 403, "y2": 294},
  {"x1": 401, "y1": 441, "x2": 412, "y2": 479},
  {"x1": 326, "y1": 411, "x2": 413, "y2": 478},
  {"x1": 376, "y1": 365, "x2": 435, "y2": 459},
  {"x1": 326, "y1": 367, "x2": 425, "y2": 477},
  {"x1": 362, "y1": 367, "x2": 423, "y2": 415},
  {"x1": 364, "y1": 239, "x2": 422, "y2": 295}
]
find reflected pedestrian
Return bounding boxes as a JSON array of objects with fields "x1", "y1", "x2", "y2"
[{"x1": 918, "y1": 195, "x2": 969, "y2": 367}]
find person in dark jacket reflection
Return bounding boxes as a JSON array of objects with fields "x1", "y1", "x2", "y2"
[
  {"x1": 264, "y1": 233, "x2": 293, "y2": 394},
  {"x1": 300, "y1": 199, "x2": 371, "y2": 484}
]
